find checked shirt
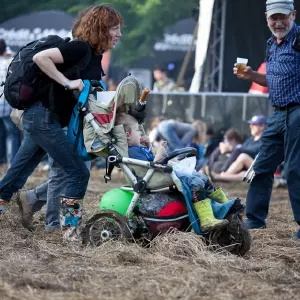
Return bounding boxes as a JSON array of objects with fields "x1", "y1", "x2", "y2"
[{"x1": 266, "y1": 23, "x2": 300, "y2": 107}]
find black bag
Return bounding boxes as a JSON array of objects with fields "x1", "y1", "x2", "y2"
[{"x1": 3, "y1": 35, "x2": 91, "y2": 110}]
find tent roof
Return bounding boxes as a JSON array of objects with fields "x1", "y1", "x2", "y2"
[
  {"x1": 0, "y1": 10, "x2": 73, "y2": 52},
  {"x1": 0, "y1": 10, "x2": 73, "y2": 28}
]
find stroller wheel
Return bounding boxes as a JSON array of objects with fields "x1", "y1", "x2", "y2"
[
  {"x1": 208, "y1": 213, "x2": 251, "y2": 256},
  {"x1": 82, "y1": 210, "x2": 132, "y2": 247}
]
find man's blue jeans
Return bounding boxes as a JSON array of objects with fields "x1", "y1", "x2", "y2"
[
  {"x1": 246, "y1": 105, "x2": 300, "y2": 227},
  {"x1": 0, "y1": 102, "x2": 90, "y2": 204},
  {"x1": 0, "y1": 116, "x2": 21, "y2": 164},
  {"x1": 28, "y1": 157, "x2": 91, "y2": 231}
]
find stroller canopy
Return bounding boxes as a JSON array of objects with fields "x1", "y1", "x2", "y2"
[{"x1": 83, "y1": 75, "x2": 143, "y2": 158}]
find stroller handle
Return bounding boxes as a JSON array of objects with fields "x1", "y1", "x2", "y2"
[
  {"x1": 72, "y1": 80, "x2": 104, "y2": 100},
  {"x1": 242, "y1": 154, "x2": 258, "y2": 183},
  {"x1": 90, "y1": 80, "x2": 102, "y2": 87},
  {"x1": 156, "y1": 147, "x2": 198, "y2": 165}
]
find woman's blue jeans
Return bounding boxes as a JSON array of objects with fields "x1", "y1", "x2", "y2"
[
  {"x1": 0, "y1": 102, "x2": 90, "y2": 227},
  {"x1": 0, "y1": 116, "x2": 21, "y2": 164},
  {"x1": 28, "y1": 156, "x2": 91, "y2": 231}
]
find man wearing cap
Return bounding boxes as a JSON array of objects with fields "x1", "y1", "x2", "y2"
[
  {"x1": 247, "y1": 115, "x2": 267, "y2": 127},
  {"x1": 233, "y1": 0, "x2": 300, "y2": 238}
]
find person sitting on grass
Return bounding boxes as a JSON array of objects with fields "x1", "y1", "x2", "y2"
[
  {"x1": 115, "y1": 113, "x2": 231, "y2": 233},
  {"x1": 211, "y1": 115, "x2": 266, "y2": 182}
]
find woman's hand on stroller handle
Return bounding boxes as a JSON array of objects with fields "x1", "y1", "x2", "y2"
[
  {"x1": 71, "y1": 79, "x2": 85, "y2": 100},
  {"x1": 68, "y1": 79, "x2": 85, "y2": 91}
]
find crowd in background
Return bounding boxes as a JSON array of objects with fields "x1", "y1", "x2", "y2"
[
  {"x1": 0, "y1": 40, "x2": 285, "y2": 188},
  {"x1": 146, "y1": 113, "x2": 287, "y2": 188},
  {"x1": 145, "y1": 63, "x2": 285, "y2": 188},
  {"x1": 0, "y1": 39, "x2": 21, "y2": 167}
]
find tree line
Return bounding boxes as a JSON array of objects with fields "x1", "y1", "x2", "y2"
[{"x1": 1, "y1": 0, "x2": 199, "y2": 66}]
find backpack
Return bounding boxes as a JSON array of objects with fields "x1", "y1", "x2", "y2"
[
  {"x1": 67, "y1": 79, "x2": 107, "y2": 161},
  {"x1": 3, "y1": 35, "x2": 91, "y2": 110}
]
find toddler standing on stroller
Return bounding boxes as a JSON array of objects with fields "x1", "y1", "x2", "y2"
[{"x1": 115, "y1": 113, "x2": 231, "y2": 233}]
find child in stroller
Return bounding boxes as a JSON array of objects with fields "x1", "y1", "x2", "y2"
[
  {"x1": 79, "y1": 75, "x2": 250, "y2": 255},
  {"x1": 114, "y1": 112, "x2": 231, "y2": 233}
]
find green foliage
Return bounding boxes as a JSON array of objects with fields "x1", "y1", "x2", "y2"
[
  {"x1": 1, "y1": 0, "x2": 199, "y2": 66},
  {"x1": 97, "y1": 0, "x2": 198, "y2": 66}
]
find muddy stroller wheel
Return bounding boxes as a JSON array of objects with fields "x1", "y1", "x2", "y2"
[
  {"x1": 82, "y1": 210, "x2": 132, "y2": 246},
  {"x1": 208, "y1": 212, "x2": 251, "y2": 256}
]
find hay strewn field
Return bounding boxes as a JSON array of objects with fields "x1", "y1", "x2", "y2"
[{"x1": 0, "y1": 167, "x2": 299, "y2": 300}]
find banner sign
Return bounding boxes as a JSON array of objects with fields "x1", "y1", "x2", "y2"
[{"x1": 0, "y1": 10, "x2": 73, "y2": 52}]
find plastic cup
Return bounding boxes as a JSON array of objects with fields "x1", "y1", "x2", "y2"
[{"x1": 236, "y1": 57, "x2": 248, "y2": 75}]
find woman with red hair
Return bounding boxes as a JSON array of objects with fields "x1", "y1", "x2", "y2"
[{"x1": 0, "y1": 5, "x2": 123, "y2": 240}]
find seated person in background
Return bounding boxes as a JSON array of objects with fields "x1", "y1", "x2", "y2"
[
  {"x1": 107, "y1": 78, "x2": 118, "y2": 91},
  {"x1": 156, "y1": 119, "x2": 207, "y2": 153},
  {"x1": 115, "y1": 113, "x2": 230, "y2": 232},
  {"x1": 212, "y1": 115, "x2": 266, "y2": 182},
  {"x1": 195, "y1": 127, "x2": 220, "y2": 171},
  {"x1": 148, "y1": 116, "x2": 167, "y2": 149},
  {"x1": 152, "y1": 65, "x2": 176, "y2": 92},
  {"x1": 200, "y1": 128, "x2": 244, "y2": 175},
  {"x1": 188, "y1": 120, "x2": 207, "y2": 166}
]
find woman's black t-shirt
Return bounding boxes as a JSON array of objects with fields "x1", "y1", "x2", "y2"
[{"x1": 38, "y1": 40, "x2": 104, "y2": 127}]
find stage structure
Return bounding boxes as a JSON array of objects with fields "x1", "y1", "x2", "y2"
[
  {"x1": 203, "y1": 0, "x2": 227, "y2": 92},
  {"x1": 190, "y1": 0, "x2": 227, "y2": 93},
  {"x1": 191, "y1": 0, "x2": 300, "y2": 93}
]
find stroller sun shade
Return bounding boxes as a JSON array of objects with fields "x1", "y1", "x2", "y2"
[{"x1": 83, "y1": 75, "x2": 144, "y2": 158}]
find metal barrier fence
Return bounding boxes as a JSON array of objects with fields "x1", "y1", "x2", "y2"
[{"x1": 145, "y1": 92, "x2": 270, "y2": 134}]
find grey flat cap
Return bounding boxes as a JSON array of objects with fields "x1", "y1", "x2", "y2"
[{"x1": 266, "y1": 0, "x2": 294, "y2": 17}]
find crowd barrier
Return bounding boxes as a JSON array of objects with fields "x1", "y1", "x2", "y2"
[{"x1": 145, "y1": 92, "x2": 270, "y2": 134}]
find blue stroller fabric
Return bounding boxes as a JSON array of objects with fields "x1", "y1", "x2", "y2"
[
  {"x1": 67, "y1": 79, "x2": 106, "y2": 161},
  {"x1": 180, "y1": 180, "x2": 202, "y2": 234}
]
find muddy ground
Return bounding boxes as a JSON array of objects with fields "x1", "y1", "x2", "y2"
[{"x1": 0, "y1": 167, "x2": 299, "y2": 300}]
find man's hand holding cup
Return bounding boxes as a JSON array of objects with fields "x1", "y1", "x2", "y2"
[{"x1": 233, "y1": 57, "x2": 253, "y2": 80}]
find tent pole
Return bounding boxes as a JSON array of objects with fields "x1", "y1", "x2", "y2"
[{"x1": 175, "y1": 23, "x2": 198, "y2": 89}]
